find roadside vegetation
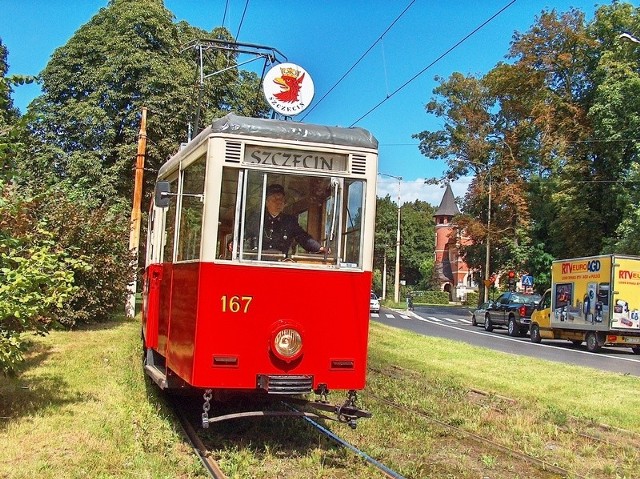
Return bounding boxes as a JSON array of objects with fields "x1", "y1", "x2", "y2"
[{"x1": 1, "y1": 319, "x2": 638, "y2": 478}]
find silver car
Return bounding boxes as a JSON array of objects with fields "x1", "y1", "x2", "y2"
[{"x1": 471, "y1": 301, "x2": 492, "y2": 327}]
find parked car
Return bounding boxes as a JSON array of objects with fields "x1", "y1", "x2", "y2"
[
  {"x1": 471, "y1": 301, "x2": 492, "y2": 327},
  {"x1": 370, "y1": 292, "x2": 380, "y2": 313},
  {"x1": 475, "y1": 292, "x2": 541, "y2": 336}
]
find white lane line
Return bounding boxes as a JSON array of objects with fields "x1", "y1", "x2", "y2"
[
  {"x1": 385, "y1": 313, "x2": 395, "y2": 319},
  {"x1": 411, "y1": 312, "x2": 640, "y2": 365},
  {"x1": 442, "y1": 317, "x2": 457, "y2": 323}
]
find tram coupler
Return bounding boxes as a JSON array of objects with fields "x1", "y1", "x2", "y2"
[{"x1": 335, "y1": 390, "x2": 371, "y2": 428}]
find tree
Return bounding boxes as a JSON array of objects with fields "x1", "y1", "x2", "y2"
[
  {"x1": 373, "y1": 195, "x2": 398, "y2": 294},
  {"x1": 416, "y1": 3, "x2": 640, "y2": 275},
  {"x1": 399, "y1": 200, "x2": 435, "y2": 287},
  {"x1": 18, "y1": 0, "x2": 268, "y2": 205}
]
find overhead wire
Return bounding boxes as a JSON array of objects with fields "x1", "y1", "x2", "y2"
[
  {"x1": 221, "y1": 0, "x2": 230, "y2": 30},
  {"x1": 300, "y1": 0, "x2": 417, "y2": 120},
  {"x1": 235, "y1": 0, "x2": 250, "y2": 41},
  {"x1": 349, "y1": 0, "x2": 518, "y2": 126}
]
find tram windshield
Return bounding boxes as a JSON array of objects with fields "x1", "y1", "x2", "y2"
[{"x1": 217, "y1": 167, "x2": 365, "y2": 268}]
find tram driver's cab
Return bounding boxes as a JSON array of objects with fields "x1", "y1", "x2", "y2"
[{"x1": 217, "y1": 168, "x2": 366, "y2": 268}]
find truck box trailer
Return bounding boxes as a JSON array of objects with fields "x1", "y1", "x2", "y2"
[{"x1": 530, "y1": 254, "x2": 640, "y2": 353}]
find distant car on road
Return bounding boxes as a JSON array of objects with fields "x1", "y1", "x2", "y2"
[
  {"x1": 476, "y1": 292, "x2": 541, "y2": 336},
  {"x1": 370, "y1": 292, "x2": 380, "y2": 313}
]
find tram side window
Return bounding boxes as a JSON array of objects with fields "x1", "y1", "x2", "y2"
[
  {"x1": 162, "y1": 179, "x2": 178, "y2": 263},
  {"x1": 341, "y1": 180, "x2": 364, "y2": 266},
  {"x1": 217, "y1": 167, "x2": 240, "y2": 259},
  {"x1": 177, "y1": 156, "x2": 206, "y2": 261}
]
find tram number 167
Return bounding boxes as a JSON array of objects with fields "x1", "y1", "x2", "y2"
[{"x1": 221, "y1": 295, "x2": 253, "y2": 313}]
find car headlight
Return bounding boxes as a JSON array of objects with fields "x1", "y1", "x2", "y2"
[{"x1": 272, "y1": 327, "x2": 303, "y2": 361}]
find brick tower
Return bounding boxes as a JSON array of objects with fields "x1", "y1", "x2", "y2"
[{"x1": 433, "y1": 184, "x2": 473, "y2": 301}]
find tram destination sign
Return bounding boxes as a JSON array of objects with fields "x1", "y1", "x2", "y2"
[{"x1": 244, "y1": 145, "x2": 347, "y2": 172}]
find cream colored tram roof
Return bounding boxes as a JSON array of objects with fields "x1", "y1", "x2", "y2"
[{"x1": 158, "y1": 113, "x2": 378, "y2": 178}]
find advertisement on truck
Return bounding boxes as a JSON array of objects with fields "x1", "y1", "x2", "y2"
[{"x1": 532, "y1": 254, "x2": 640, "y2": 353}]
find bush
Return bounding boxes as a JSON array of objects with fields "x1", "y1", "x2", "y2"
[
  {"x1": 412, "y1": 290, "x2": 449, "y2": 305},
  {"x1": 35, "y1": 188, "x2": 132, "y2": 326},
  {"x1": 464, "y1": 291, "x2": 480, "y2": 307},
  {"x1": 0, "y1": 184, "x2": 81, "y2": 374}
]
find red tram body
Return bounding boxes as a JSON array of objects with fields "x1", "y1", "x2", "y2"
[{"x1": 142, "y1": 114, "x2": 378, "y2": 426}]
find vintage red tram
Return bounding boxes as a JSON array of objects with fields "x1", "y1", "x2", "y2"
[{"x1": 141, "y1": 113, "x2": 378, "y2": 427}]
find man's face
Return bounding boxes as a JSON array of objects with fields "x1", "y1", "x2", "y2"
[{"x1": 266, "y1": 192, "x2": 285, "y2": 216}]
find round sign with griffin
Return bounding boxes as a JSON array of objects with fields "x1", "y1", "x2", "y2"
[{"x1": 263, "y1": 63, "x2": 314, "y2": 116}]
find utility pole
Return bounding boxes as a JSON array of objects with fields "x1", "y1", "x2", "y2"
[{"x1": 126, "y1": 107, "x2": 148, "y2": 318}]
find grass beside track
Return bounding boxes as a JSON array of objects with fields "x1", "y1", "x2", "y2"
[{"x1": 1, "y1": 318, "x2": 639, "y2": 478}]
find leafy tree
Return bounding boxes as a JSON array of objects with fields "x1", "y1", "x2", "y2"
[
  {"x1": 18, "y1": 0, "x2": 268, "y2": 205},
  {"x1": 400, "y1": 200, "x2": 435, "y2": 287},
  {"x1": 373, "y1": 195, "x2": 399, "y2": 290},
  {"x1": 416, "y1": 2, "x2": 640, "y2": 277}
]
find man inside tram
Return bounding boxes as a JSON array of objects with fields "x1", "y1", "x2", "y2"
[{"x1": 249, "y1": 183, "x2": 328, "y2": 255}]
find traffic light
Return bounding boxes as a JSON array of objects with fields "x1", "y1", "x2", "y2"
[{"x1": 508, "y1": 270, "x2": 516, "y2": 291}]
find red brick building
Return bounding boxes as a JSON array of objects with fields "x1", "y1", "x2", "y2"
[{"x1": 433, "y1": 184, "x2": 475, "y2": 301}]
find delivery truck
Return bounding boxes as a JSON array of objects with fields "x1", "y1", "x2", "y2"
[{"x1": 530, "y1": 254, "x2": 640, "y2": 353}]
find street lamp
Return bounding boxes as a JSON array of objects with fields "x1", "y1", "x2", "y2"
[{"x1": 379, "y1": 173, "x2": 402, "y2": 304}]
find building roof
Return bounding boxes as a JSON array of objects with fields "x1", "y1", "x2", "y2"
[{"x1": 434, "y1": 183, "x2": 460, "y2": 217}]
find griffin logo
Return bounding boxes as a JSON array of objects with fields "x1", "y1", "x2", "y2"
[
  {"x1": 263, "y1": 63, "x2": 314, "y2": 116},
  {"x1": 273, "y1": 67, "x2": 305, "y2": 103}
]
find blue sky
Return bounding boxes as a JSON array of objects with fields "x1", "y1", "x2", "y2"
[{"x1": 1, "y1": 0, "x2": 633, "y2": 205}]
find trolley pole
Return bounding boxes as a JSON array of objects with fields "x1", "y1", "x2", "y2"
[{"x1": 126, "y1": 107, "x2": 148, "y2": 318}]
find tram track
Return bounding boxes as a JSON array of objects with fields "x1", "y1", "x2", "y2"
[
  {"x1": 170, "y1": 397, "x2": 228, "y2": 479},
  {"x1": 283, "y1": 402, "x2": 408, "y2": 479},
  {"x1": 169, "y1": 394, "x2": 406, "y2": 479},
  {"x1": 367, "y1": 392, "x2": 578, "y2": 479}
]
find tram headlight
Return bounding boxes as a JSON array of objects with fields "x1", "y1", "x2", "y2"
[{"x1": 272, "y1": 327, "x2": 303, "y2": 361}]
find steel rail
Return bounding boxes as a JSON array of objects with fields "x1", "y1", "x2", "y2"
[
  {"x1": 171, "y1": 398, "x2": 228, "y2": 479},
  {"x1": 368, "y1": 392, "x2": 583, "y2": 479},
  {"x1": 284, "y1": 403, "x2": 407, "y2": 479}
]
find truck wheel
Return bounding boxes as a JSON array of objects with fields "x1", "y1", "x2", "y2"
[
  {"x1": 484, "y1": 315, "x2": 493, "y2": 332},
  {"x1": 530, "y1": 324, "x2": 542, "y2": 343},
  {"x1": 508, "y1": 317, "x2": 519, "y2": 337},
  {"x1": 585, "y1": 332, "x2": 601, "y2": 353},
  {"x1": 471, "y1": 314, "x2": 477, "y2": 326},
  {"x1": 632, "y1": 346, "x2": 640, "y2": 355}
]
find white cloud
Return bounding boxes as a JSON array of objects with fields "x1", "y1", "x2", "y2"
[{"x1": 376, "y1": 176, "x2": 472, "y2": 207}]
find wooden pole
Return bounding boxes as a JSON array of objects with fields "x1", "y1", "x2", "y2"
[{"x1": 126, "y1": 107, "x2": 148, "y2": 318}]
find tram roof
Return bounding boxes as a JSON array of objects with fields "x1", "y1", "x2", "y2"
[
  {"x1": 207, "y1": 113, "x2": 378, "y2": 149},
  {"x1": 159, "y1": 114, "x2": 378, "y2": 178}
]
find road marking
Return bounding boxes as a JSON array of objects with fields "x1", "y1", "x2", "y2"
[
  {"x1": 442, "y1": 317, "x2": 457, "y2": 323},
  {"x1": 371, "y1": 313, "x2": 379, "y2": 318},
  {"x1": 410, "y1": 312, "x2": 640, "y2": 366},
  {"x1": 458, "y1": 318, "x2": 472, "y2": 324},
  {"x1": 399, "y1": 314, "x2": 411, "y2": 320},
  {"x1": 385, "y1": 313, "x2": 395, "y2": 319}
]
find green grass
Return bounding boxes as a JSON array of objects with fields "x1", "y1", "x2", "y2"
[
  {"x1": 1, "y1": 319, "x2": 639, "y2": 478},
  {"x1": 0, "y1": 319, "x2": 204, "y2": 479}
]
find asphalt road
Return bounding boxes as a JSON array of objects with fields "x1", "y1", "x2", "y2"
[{"x1": 372, "y1": 304, "x2": 640, "y2": 377}]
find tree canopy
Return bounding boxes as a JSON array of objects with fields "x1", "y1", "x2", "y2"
[{"x1": 415, "y1": 2, "x2": 640, "y2": 291}]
